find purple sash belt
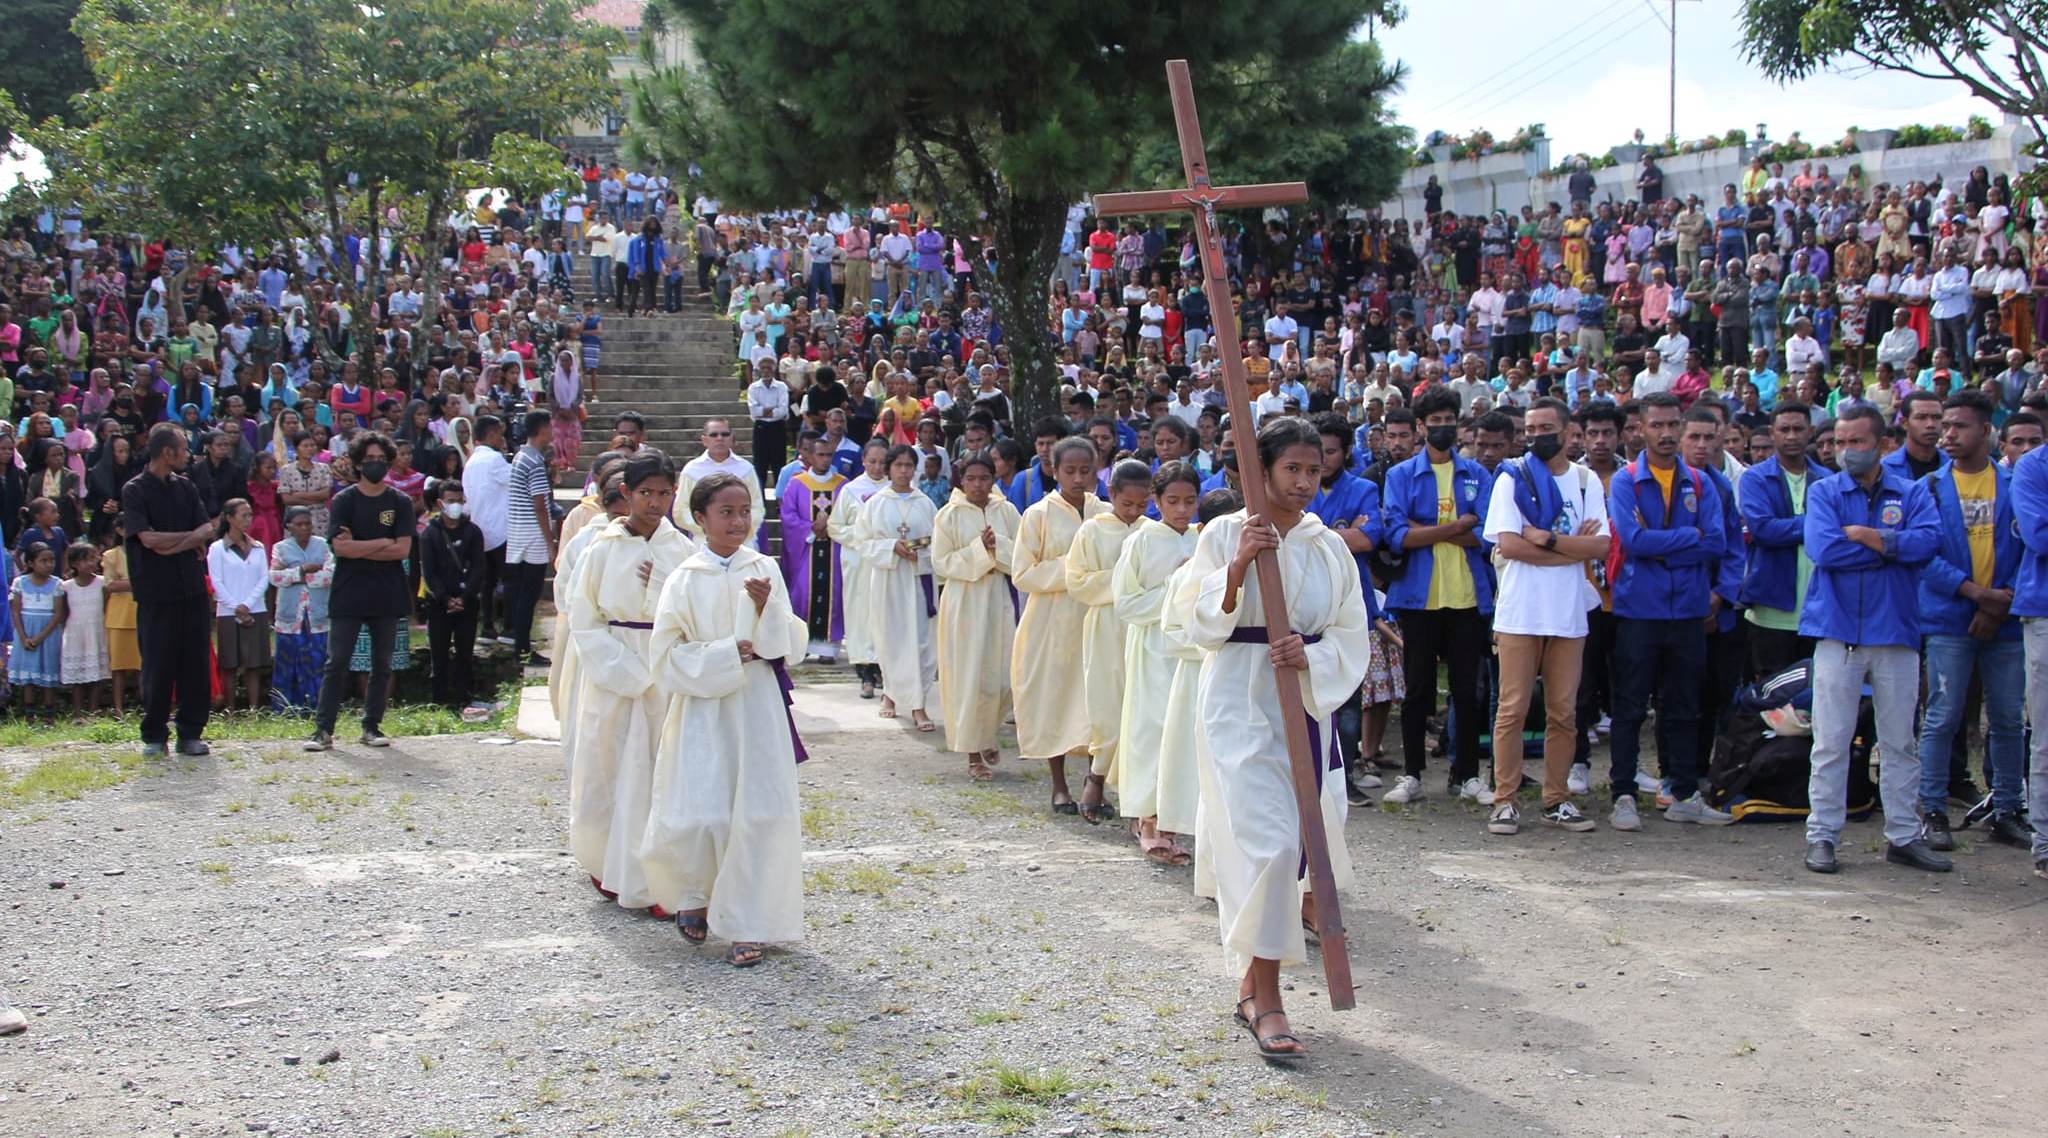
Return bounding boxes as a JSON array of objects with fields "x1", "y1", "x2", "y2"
[
  {"x1": 1225, "y1": 626, "x2": 1339, "y2": 880},
  {"x1": 919, "y1": 573, "x2": 936, "y2": 618},
  {"x1": 608, "y1": 620, "x2": 655, "y2": 630},
  {"x1": 766, "y1": 657, "x2": 811, "y2": 765}
]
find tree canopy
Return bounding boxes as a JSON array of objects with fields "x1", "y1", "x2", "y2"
[
  {"x1": 635, "y1": 0, "x2": 1407, "y2": 425},
  {"x1": 0, "y1": 0, "x2": 92, "y2": 136}
]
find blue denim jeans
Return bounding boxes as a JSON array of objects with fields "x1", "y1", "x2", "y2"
[
  {"x1": 1609, "y1": 617, "x2": 1705, "y2": 802},
  {"x1": 1918, "y1": 633, "x2": 2025, "y2": 814},
  {"x1": 590, "y1": 255, "x2": 613, "y2": 300}
]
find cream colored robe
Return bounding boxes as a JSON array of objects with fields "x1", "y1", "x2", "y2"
[
  {"x1": 854, "y1": 487, "x2": 939, "y2": 712},
  {"x1": 565, "y1": 517, "x2": 697, "y2": 910},
  {"x1": 1068, "y1": 512, "x2": 1143, "y2": 778},
  {"x1": 1185, "y1": 510, "x2": 1368, "y2": 974},
  {"x1": 548, "y1": 509, "x2": 609, "y2": 720},
  {"x1": 827, "y1": 473, "x2": 885, "y2": 667},
  {"x1": 641, "y1": 543, "x2": 808, "y2": 943},
  {"x1": 1009, "y1": 492, "x2": 1108, "y2": 759},
  {"x1": 931, "y1": 489, "x2": 1019, "y2": 753},
  {"x1": 1111, "y1": 518, "x2": 1199, "y2": 820}
]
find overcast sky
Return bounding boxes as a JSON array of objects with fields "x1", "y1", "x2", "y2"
[{"x1": 1379, "y1": 0, "x2": 1998, "y2": 158}]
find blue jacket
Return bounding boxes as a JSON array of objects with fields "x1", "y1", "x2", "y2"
[
  {"x1": 1880, "y1": 445, "x2": 1948, "y2": 482},
  {"x1": 1798, "y1": 470, "x2": 1940, "y2": 648},
  {"x1": 1701, "y1": 465, "x2": 1744, "y2": 633},
  {"x1": 1006, "y1": 461, "x2": 1057, "y2": 513},
  {"x1": 1310, "y1": 471, "x2": 1384, "y2": 621},
  {"x1": 1917, "y1": 462, "x2": 2021, "y2": 639},
  {"x1": 2014, "y1": 447, "x2": 2048, "y2": 618},
  {"x1": 1736, "y1": 456, "x2": 1808, "y2": 611},
  {"x1": 1606, "y1": 456, "x2": 1725, "y2": 621},
  {"x1": 1348, "y1": 424, "x2": 1374, "y2": 476},
  {"x1": 625, "y1": 233, "x2": 667, "y2": 278},
  {"x1": 1380, "y1": 450, "x2": 1494, "y2": 613}
]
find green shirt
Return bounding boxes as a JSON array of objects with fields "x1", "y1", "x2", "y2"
[
  {"x1": 1746, "y1": 468, "x2": 1812, "y2": 632},
  {"x1": 165, "y1": 336, "x2": 198, "y2": 369}
]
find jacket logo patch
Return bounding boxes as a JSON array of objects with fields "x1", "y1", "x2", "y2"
[
  {"x1": 1680, "y1": 487, "x2": 1697, "y2": 514},
  {"x1": 1460, "y1": 483, "x2": 1474, "y2": 502},
  {"x1": 1880, "y1": 503, "x2": 1903, "y2": 527}
]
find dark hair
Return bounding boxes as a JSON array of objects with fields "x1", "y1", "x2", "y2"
[
  {"x1": 1107, "y1": 458, "x2": 1153, "y2": 495},
  {"x1": 348, "y1": 430, "x2": 395, "y2": 467},
  {"x1": 523, "y1": 409, "x2": 552, "y2": 439},
  {"x1": 474, "y1": 414, "x2": 506, "y2": 444},
  {"x1": 1898, "y1": 389, "x2": 1941, "y2": 416},
  {"x1": 1771, "y1": 400, "x2": 1811, "y2": 423},
  {"x1": 614, "y1": 410, "x2": 646, "y2": 431},
  {"x1": 1473, "y1": 411, "x2": 1514, "y2": 437},
  {"x1": 1197, "y1": 487, "x2": 1244, "y2": 525},
  {"x1": 956, "y1": 453, "x2": 998, "y2": 480},
  {"x1": 1411, "y1": 387, "x2": 1460, "y2": 421},
  {"x1": 1943, "y1": 388, "x2": 1995, "y2": 425},
  {"x1": 621, "y1": 450, "x2": 677, "y2": 490},
  {"x1": 1637, "y1": 392, "x2": 1682, "y2": 415},
  {"x1": 1152, "y1": 416, "x2": 1194, "y2": 448},
  {"x1": 1050, "y1": 435, "x2": 1097, "y2": 468},
  {"x1": 1680, "y1": 407, "x2": 1722, "y2": 429},
  {"x1": 144, "y1": 421, "x2": 186, "y2": 461},
  {"x1": 1032, "y1": 415, "x2": 1067, "y2": 442},
  {"x1": 1152, "y1": 459, "x2": 1201, "y2": 496},
  {"x1": 992, "y1": 438, "x2": 1025, "y2": 469},
  {"x1": 1835, "y1": 404, "x2": 1886, "y2": 439},
  {"x1": 1313, "y1": 413, "x2": 1353, "y2": 446},
  {"x1": 1254, "y1": 415, "x2": 1321, "y2": 470},
  {"x1": 19, "y1": 540, "x2": 52, "y2": 567},
  {"x1": 1693, "y1": 398, "x2": 1731, "y2": 425},
  {"x1": 2002, "y1": 411, "x2": 2044, "y2": 438},
  {"x1": 883, "y1": 444, "x2": 919, "y2": 474},
  {"x1": 64, "y1": 542, "x2": 96, "y2": 571},
  {"x1": 1575, "y1": 402, "x2": 1625, "y2": 431},
  {"x1": 1382, "y1": 407, "x2": 1417, "y2": 430},
  {"x1": 688, "y1": 471, "x2": 748, "y2": 517},
  {"x1": 284, "y1": 505, "x2": 313, "y2": 527},
  {"x1": 1069, "y1": 390, "x2": 1097, "y2": 411}
]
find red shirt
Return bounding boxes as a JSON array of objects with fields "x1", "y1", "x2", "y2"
[{"x1": 1087, "y1": 229, "x2": 1116, "y2": 271}]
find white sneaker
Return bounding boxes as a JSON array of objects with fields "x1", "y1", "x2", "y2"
[
  {"x1": 1567, "y1": 763, "x2": 1591, "y2": 795},
  {"x1": 1457, "y1": 776, "x2": 1495, "y2": 805},
  {"x1": 1487, "y1": 802, "x2": 1521, "y2": 835},
  {"x1": 1610, "y1": 794, "x2": 1642, "y2": 831},
  {"x1": 1354, "y1": 771, "x2": 1384, "y2": 789},
  {"x1": 1634, "y1": 770, "x2": 1662, "y2": 795},
  {"x1": 1595, "y1": 714, "x2": 1612, "y2": 736},
  {"x1": 1664, "y1": 792, "x2": 1734, "y2": 826},
  {"x1": 1382, "y1": 775, "x2": 1425, "y2": 805}
]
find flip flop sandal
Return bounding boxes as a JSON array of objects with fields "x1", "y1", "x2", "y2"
[
  {"x1": 675, "y1": 913, "x2": 710, "y2": 945},
  {"x1": 1051, "y1": 799, "x2": 1080, "y2": 816},
  {"x1": 1078, "y1": 776, "x2": 1112, "y2": 825},
  {"x1": 914, "y1": 717, "x2": 936, "y2": 733},
  {"x1": 728, "y1": 943, "x2": 764, "y2": 968},
  {"x1": 1300, "y1": 916, "x2": 1322, "y2": 946},
  {"x1": 1251, "y1": 1011, "x2": 1307, "y2": 1064},
  {"x1": 1231, "y1": 996, "x2": 1256, "y2": 1030},
  {"x1": 967, "y1": 755, "x2": 995, "y2": 782},
  {"x1": 589, "y1": 875, "x2": 618, "y2": 901},
  {"x1": 648, "y1": 904, "x2": 675, "y2": 920},
  {"x1": 981, "y1": 750, "x2": 1002, "y2": 769}
]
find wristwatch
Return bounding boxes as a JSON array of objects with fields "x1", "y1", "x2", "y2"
[{"x1": 1542, "y1": 531, "x2": 1559, "y2": 551}]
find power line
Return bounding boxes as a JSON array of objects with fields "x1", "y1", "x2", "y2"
[
  {"x1": 1407, "y1": 0, "x2": 1633, "y2": 126},
  {"x1": 1449, "y1": 10, "x2": 1665, "y2": 129}
]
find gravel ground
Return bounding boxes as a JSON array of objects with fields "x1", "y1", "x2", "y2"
[{"x1": 2, "y1": 682, "x2": 2044, "y2": 1138}]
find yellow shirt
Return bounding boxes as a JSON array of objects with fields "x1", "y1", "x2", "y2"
[
  {"x1": 1649, "y1": 461, "x2": 1676, "y2": 512},
  {"x1": 1952, "y1": 464, "x2": 1998, "y2": 588},
  {"x1": 1425, "y1": 460, "x2": 1477, "y2": 610},
  {"x1": 101, "y1": 545, "x2": 137, "y2": 630},
  {"x1": 881, "y1": 395, "x2": 922, "y2": 442}
]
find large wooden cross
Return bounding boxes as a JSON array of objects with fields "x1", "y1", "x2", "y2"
[{"x1": 1094, "y1": 60, "x2": 1353, "y2": 1012}]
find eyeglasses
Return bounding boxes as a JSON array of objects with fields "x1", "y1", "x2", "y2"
[{"x1": 704, "y1": 430, "x2": 732, "y2": 438}]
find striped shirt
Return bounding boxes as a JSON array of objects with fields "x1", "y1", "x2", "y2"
[{"x1": 505, "y1": 445, "x2": 553, "y2": 565}]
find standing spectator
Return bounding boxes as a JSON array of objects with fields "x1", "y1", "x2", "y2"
[
  {"x1": 10, "y1": 541, "x2": 64, "y2": 716},
  {"x1": 502, "y1": 410, "x2": 557, "y2": 667},
  {"x1": 419, "y1": 478, "x2": 485, "y2": 711},
  {"x1": 59, "y1": 543, "x2": 107, "y2": 718},
  {"x1": 120, "y1": 422, "x2": 215, "y2": 756},
  {"x1": 268, "y1": 506, "x2": 332, "y2": 714},
  {"x1": 1739, "y1": 403, "x2": 1819, "y2": 677},
  {"x1": 1929, "y1": 248, "x2": 1973, "y2": 372},
  {"x1": 1798, "y1": 405, "x2": 1946, "y2": 874},
  {"x1": 1913, "y1": 392, "x2": 2028, "y2": 850},
  {"x1": 2014, "y1": 443, "x2": 2048, "y2": 880},
  {"x1": 306, "y1": 431, "x2": 414, "y2": 751},
  {"x1": 584, "y1": 216, "x2": 618, "y2": 303},
  {"x1": 747, "y1": 362, "x2": 792, "y2": 490},
  {"x1": 206, "y1": 498, "x2": 271, "y2": 712},
  {"x1": 625, "y1": 219, "x2": 665, "y2": 318},
  {"x1": 101, "y1": 516, "x2": 139, "y2": 715},
  {"x1": 462, "y1": 415, "x2": 511, "y2": 644}
]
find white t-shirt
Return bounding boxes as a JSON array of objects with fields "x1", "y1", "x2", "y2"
[
  {"x1": 1632, "y1": 367, "x2": 1675, "y2": 399},
  {"x1": 1138, "y1": 302, "x2": 1166, "y2": 340},
  {"x1": 1482, "y1": 459, "x2": 1608, "y2": 637}
]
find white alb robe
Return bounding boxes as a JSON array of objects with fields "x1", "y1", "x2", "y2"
[
  {"x1": 1067, "y1": 511, "x2": 1142, "y2": 777},
  {"x1": 854, "y1": 487, "x2": 939, "y2": 713},
  {"x1": 931, "y1": 489, "x2": 1020, "y2": 753},
  {"x1": 641, "y1": 543, "x2": 808, "y2": 943},
  {"x1": 1009, "y1": 493, "x2": 1108, "y2": 758},
  {"x1": 565, "y1": 517, "x2": 697, "y2": 910},
  {"x1": 1111, "y1": 518, "x2": 1198, "y2": 819},
  {"x1": 1185, "y1": 510, "x2": 1369, "y2": 974},
  {"x1": 827, "y1": 473, "x2": 885, "y2": 667}
]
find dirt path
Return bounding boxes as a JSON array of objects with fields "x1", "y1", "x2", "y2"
[{"x1": 2, "y1": 684, "x2": 2042, "y2": 1137}]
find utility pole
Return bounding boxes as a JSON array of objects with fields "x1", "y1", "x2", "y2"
[{"x1": 1658, "y1": 0, "x2": 1701, "y2": 145}]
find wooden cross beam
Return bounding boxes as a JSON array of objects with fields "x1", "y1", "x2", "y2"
[{"x1": 1094, "y1": 60, "x2": 1354, "y2": 1012}]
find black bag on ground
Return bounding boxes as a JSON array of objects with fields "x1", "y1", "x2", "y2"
[{"x1": 1708, "y1": 704, "x2": 1875, "y2": 822}]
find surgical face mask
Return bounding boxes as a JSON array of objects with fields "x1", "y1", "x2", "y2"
[
  {"x1": 1527, "y1": 433, "x2": 1564, "y2": 462},
  {"x1": 441, "y1": 502, "x2": 465, "y2": 521},
  {"x1": 1838, "y1": 445, "x2": 1879, "y2": 479},
  {"x1": 1426, "y1": 425, "x2": 1458, "y2": 454}
]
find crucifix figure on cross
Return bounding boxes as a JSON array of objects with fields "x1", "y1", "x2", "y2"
[{"x1": 1094, "y1": 60, "x2": 1356, "y2": 1018}]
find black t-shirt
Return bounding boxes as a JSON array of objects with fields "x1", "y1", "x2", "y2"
[
  {"x1": 845, "y1": 396, "x2": 879, "y2": 444},
  {"x1": 121, "y1": 468, "x2": 209, "y2": 604},
  {"x1": 327, "y1": 484, "x2": 416, "y2": 618}
]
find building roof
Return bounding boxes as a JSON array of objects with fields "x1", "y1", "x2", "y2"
[{"x1": 577, "y1": 0, "x2": 642, "y2": 31}]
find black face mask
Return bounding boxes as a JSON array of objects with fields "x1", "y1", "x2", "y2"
[
  {"x1": 1426, "y1": 425, "x2": 1458, "y2": 454},
  {"x1": 358, "y1": 460, "x2": 390, "y2": 484},
  {"x1": 1528, "y1": 433, "x2": 1564, "y2": 462}
]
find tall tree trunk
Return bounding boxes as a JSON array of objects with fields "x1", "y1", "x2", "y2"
[
  {"x1": 356, "y1": 180, "x2": 383, "y2": 383},
  {"x1": 984, "y1": 191, "x2": 1067, "y2": 431},
  {"x1": 413, "y1": 187, "x2": 449, "y2": 372}
]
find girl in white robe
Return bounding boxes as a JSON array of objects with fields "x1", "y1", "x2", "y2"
[
  {"x1": 565, "y1": 457, "x2": 695, "y2": 914},
  {"x1": 827, "y1": 439, "x2": 888, "y2": 698},
  {"x1": 1009, "y1": 437, "x2": 1108, "y2": 814},
  {"x1": 1065, "y1": 460, "x2": 1152, "y2": 822},
  {"x1": 930, "y1": 456, "x2": 1020, "y2": 777},
  {"x1": 551, "y1": 475, "x2": 628, "y2": 778},
  {"x1": 1184, "y1": 418, "x2": 1369, "y2": 1063},
  {"x1": 642, "y1": 473, "x2": 810, "y2": 967},
  {"x1": 854, "y1": 445, "x2": 939, "y2": 731},
  {"x1": 1172, "y1": 486, "x2": 1246, "y2": 902},
  {"x1": 1111, "y1": 462, "x2": 1203, "y2": 861}
]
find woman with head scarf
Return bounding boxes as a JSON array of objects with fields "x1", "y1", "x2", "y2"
[{"x1": 550, "y1": 350, "x2": 583, "y2": 472}]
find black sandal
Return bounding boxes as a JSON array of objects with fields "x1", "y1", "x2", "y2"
[
  {"x1": 1078, "y1": 775, "x2": 1113, "y2": 825},
  {"x1": 675, "y1": 912, "x2": 709, "y2": 945},
  {"x1": 1051, "y1": 794, "x2": 1079, "y2": 816},
  {"x1": 1231, "y1": 995, "x2": 1256, "y2": 1030},
  {"x1": 1250, "y1": 1009, "x2": 1307, "y2": 1064},
  {"x1": 728, "y1": 942, "x2": 763, "y2": 968}
]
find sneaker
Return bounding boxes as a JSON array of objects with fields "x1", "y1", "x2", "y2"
[
  {"x1": 1948, "y1": 779, "x2": 1984, "y2": 807},
  {"x1": 1456, "y1": 776, "x2": 1496, "y2": 806},
  {"x1": 1541, "y1": 801, "x2": 1597, "y2": 832},
  {"x1": 2034, "y1": 858, "x2": 2048, "y2": 881},
  {"x1": 1664, "y1": 792, "x2": 1734, "y2": 826},
  {"x1": 1566, "y1": 763, "x2": 1591, "y2": 795},
  {"x1": 1487, "y1": 802, "x2": 1521, "y2": 835},
  {"x1": 1920, "y1": 809, "x2": 1956, "y2": 851},
  {"x1": 1595, "y1": 714, "x2": 1612, "y2": 736},
  {"x1": 1634, "y1": 770, "x2": 1661, "y2": 795},
  {"x1": 1381, "y1": 775, "x2": 1425, "y2": 805},
  {"x1": 303, "y1": 731, "x2": 334, "y2": 753},
  {"x1": 359, "y1": 731, "x2": 392, "y2": 748},
  {"x1": 1987, "y1": 812, "x2": 2034, "y2": 848},
  {"x1": 1354, "y1": 771, "x2": 1384, "y2": 789},
  {"x1": 1610, "y1": 794, "x2": 1642, "y2": 831},
  {"x1": 495, "y1": 635, "x2": 516, "y2": 647},
  {"x1": 140, "y1": 741, "x2": 168, "y2": 758},
  {"x1": 1345, "y1": 780, "x2": 1369, "y2": 806},
  {"x1": 526, "y1": 653, "x2": 552, "y2": 668}
]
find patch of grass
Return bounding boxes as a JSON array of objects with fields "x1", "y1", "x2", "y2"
[
  {"x1": 254, "y1": 831, "x2": 295, "y2": 844},
  {"x1": 531, "y1": 1077, "x2": 563, "y2": 1107},
  {"x1": 419, "y1": 1127, "x2": 462, "y2": 1138},
  {"x1": 220, "y1": 799, "x2": 252, "y2": 815},
  {"x1": 957, "y1": 786, "x2": 1038, "y2": 822},
  {"x1": 1605, "y1": 926, "x2": 1627, "y2": 946},
  {"x1": 1254, "y1": 1083, "x2": 1328, "y2": 1110},
  {"x1": 0, "y1": 683, "x2": 519, "y2": 753},
  {"x1": 801, "y1": 793, "x2": 850, "y2": 841},
  {"x1": 842, "y1": 865, "x2": 901, "y2": 896},
  {"x1": 0, "y1": 748, "x2": 147, "y2": 806},
  {"x1": 987, "y1": 1064, "x2": 1074, "y2": 1100},
  {"x1": 1733, "y1": 1038, "x2": 1757, "y2": 1056},
  {"x1": 197, "y1": 861, "x2": 232, "y2": 882},
  {"x1": 255, "y1": 770, "x2": 288, "y2": 786},
  {"x1": 418, "y1": 1053, "x2": 436, "y2": 1072},
  {"x1": 969, "y1": 1008, "x2": 1021, "y2": 1026}
]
